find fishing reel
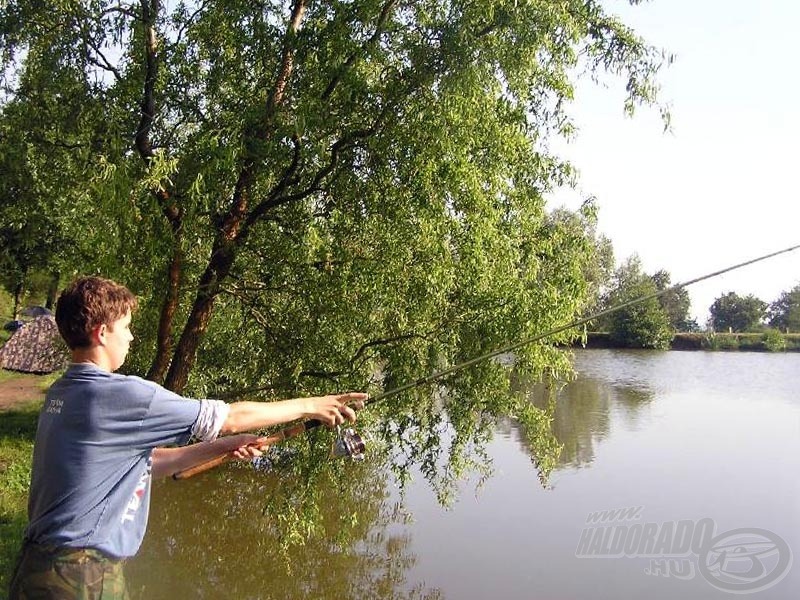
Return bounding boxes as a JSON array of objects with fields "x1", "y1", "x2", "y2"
[{"x1": 331, "y1": 426, "x2": 366, "y2": 460}]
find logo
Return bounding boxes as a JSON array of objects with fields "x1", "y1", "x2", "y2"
[
  {"x1": 699, "y1": 528, "x2": 793, "y2": 594},
  {"x1": 121, "y1": 456, "x2": 153, "y2": 524},
  {"x1": 45, "y1": 397, "x2": 63, "y2": 414},
  {"x1": 576, "y1": 507, "x2": 793, "y2": 594}
]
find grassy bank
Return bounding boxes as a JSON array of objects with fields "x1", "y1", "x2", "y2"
[
  {"x1": 0, "y1": 372, "x2": 49, "y2": 592},
  {"x1": 578, "y1": 331, "x2": 800, "y2": 351}
]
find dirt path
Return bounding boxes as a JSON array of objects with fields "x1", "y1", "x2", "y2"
[{"x1": 0, "y1": 373, "x2": 47, "y2": 410}]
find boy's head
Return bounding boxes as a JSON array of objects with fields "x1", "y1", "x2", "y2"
[{"x1": 55, "y1": 277, "x2": 139, "y2": 350}]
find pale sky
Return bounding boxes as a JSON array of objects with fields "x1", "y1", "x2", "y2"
[{"x1": 547, "y1": 0, "x2": 800, "y2": 323}]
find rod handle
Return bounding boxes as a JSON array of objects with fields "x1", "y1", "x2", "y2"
[
  {"x1": 172, "y1": 454, "x2": 230, "y2": 480},
  {"x1": 172, "y1": 419, "x2": 325, "y2": 480}
]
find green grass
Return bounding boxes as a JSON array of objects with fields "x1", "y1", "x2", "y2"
[
  {"x1": 0, "y1": 404, "x2": 40, "y2": 592},
  {"x1": 0, "y1": 374, "x2": 49, "y2": 592}
]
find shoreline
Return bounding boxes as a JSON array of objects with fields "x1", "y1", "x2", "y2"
[{"x1": 572, "y1": 332, "x2": 800, "y2": 352}]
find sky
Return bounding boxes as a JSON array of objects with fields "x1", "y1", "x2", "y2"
[{"x1": 546, "y1": 0, "x2": 800, "y2": 323}]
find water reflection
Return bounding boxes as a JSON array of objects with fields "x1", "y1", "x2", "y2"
[
  {"x1": 530, "y1": 379, "x2": 612, "y2": 468},
  {"x1": 127, "y1": 458, "x2": 441, "y2": 600},
  {"x1": 399, "y1": 350, "x2": 800, "y2": 600},
  {"x1": 514, "y1": 354, "x2": 655, "y2": 469}
]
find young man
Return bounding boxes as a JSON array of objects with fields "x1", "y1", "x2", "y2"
[{"x1": 9, "y1": 276, "x2": 366, "y2": 599}]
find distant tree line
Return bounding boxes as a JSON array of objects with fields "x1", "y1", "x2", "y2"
[
  {"x1": 590, "y1": 256, "x2": 800, "y2": 349},
  {"x1": 710, "y1": 287, "x2": 800, "y2": 334}
]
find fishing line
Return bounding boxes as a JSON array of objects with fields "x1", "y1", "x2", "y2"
[{"x1": 174, "y1": 243, "x2": 799, "y2": 479}]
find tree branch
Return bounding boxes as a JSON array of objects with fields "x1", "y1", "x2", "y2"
[
  {"x1": 25, "y1": 132, "x2": 86, "y2": 151},
  {"x1": 133, "y1": 0, "x2": 159, "y2": 164},
  {"x1": 84, "y1": 38, "x2": 123, "y2": 82},
  {"x1": 265, "y1": 0, "x2": 308, "y2": 118},
  {"x1": 174, "y1": 1, "x2": 208, "y2": 45},
  {"x1": 100, "y1": 5, "x2": 140, "y2": 21},
  {"x1": 297, "y1": 332, "x2": 429, "y2": 383},
  {"x1": 322, "y1": 0, "x2": 398, "y2": 100},
  {"x1": 347, "y1": 333, "x2": 422, "y2": 368},
  {"x1": 244, "y1": 104, "x2": 390, "y2": 231},
  {"x1": 263, "y1": 133, "x2": 303, "y2": 200},
  {"x1": 219, "y1": 0, "x2": 309, "y2": 245}
]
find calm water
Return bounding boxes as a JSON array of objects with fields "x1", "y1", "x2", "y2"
[{"x1": 128, "y1": 350, "x2": 799, "y2": 599}]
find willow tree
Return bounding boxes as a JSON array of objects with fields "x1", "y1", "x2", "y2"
[{"x1": 1, "y1": 1, "x2": 664, "y2": 396}]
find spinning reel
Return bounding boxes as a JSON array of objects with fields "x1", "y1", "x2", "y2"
[{"x1": 331, "y1": 425, "x2": 366, "y2": 460}]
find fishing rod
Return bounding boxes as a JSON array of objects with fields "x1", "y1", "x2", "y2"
[{"x1": 173, "y1": 243, "x2": 800, "y2": 480}]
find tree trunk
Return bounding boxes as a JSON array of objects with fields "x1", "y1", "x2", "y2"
[
  {"x1": 147, "y1": 239, "x2": 183, "y2": 383},
  {"x1": 159, "y1": 0, "x2": 308, "y2": 393},
  {"x1": 12, "y1": 281, "x2": 23, "y2": 320},
  {"x1": 45, "y1": 271, "x2": 59, "y2": 310},
  {"x1": 132, "y1": 0, "x2": 188, "y2": 384},
  {"x1": 162, "y1": 242, "x2": 237, "y2": 393}
]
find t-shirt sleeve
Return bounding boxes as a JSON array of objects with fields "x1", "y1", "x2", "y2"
[{"x1": 137, "y1": 383, "x2": 201, "y2": 448}]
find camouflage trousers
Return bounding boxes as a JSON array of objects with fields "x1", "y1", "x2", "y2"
[{"x1": 8, "y1": 542, "x2": 129, "y2": 600}]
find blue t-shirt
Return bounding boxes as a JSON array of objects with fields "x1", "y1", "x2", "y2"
[{"x1": 25, "y1": 363, "x2": 202, "y2": 558}]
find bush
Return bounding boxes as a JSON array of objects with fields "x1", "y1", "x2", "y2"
[
  {"x1": 763, "y1": 329, "x2": 787, "y2": 352},
  {"x1": 786, "y1": 334, "x2": 800, "y2": 351},
  {"x1": 707, "y1": 334, "x2": 740, "y2": 351}
]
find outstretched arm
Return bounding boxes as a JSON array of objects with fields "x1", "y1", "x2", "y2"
[
  {"x1": 220, "y1": 392, "x2": 367, "y2": 434},
  {"x1": 151, "y1": 434, "x2": 263, "y2": 479},
  {"x1": 168, "y1": 392, "x2": 368, "y2": 480}
]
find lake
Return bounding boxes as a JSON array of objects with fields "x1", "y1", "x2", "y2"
[{"x1": 127, "y1": 350, "x2": 799, "y2": 599}]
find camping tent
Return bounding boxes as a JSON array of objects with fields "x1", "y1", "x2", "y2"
[
  {"x1": 22, "y1": 306, "x2": 53, "y2": 318},
  {"x1": 0, "y1": 315, "x2": 68, "y2": 374}
]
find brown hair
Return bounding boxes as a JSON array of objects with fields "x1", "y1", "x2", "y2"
[{"x1": 55, "y1": 277, "x2": 139, "y2": 349}]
